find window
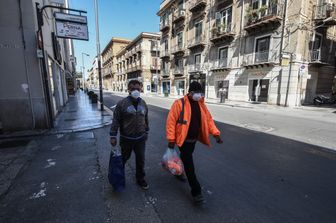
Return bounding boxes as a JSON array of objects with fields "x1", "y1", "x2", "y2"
[
  {"x1": 219, "y1": 47, "x2": 228, "y2": 67},
  {"x1": 177, "y1": 32, "x2": 183, "y2": 48},
  {"x1": 175, "y1": 58, "x2": 183, "y2": 69},
  {"x1": 164, "y1": 39, "x2": 169, "y2": 51},
  {"x1": 255, "y1": 36, "x2": 270, "y2": 62},
  {"x1": 219, "y1": 47, "x2": 228, "y2": 60},
  {"x1": 177, "y1": 0, "x2": 184, "y2": 10},
  {"x1": 162, "y1": 12, "x2": 169, "y2": 26},
  {"x1": 313, "y1": 34, "x2": 322, "y2": 50},
  {"x1": 195, "y1": 54, "x2": 201, "y2": 64},
  {"x1": 195, "y1": 21, "x2": 203, "y2": 42},
  {"x1": 215, "y1": 6, "x2": 232, "y2": 32}
]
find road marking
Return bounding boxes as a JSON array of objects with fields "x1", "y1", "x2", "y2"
[
  {"x1": 44, "y1": 159, "x2": 56, "y2": 168},
  {"x1": 29, "y1": 182, "x2": 47, "y2": 199}
]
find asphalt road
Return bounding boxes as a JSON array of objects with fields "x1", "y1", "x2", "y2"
[{"x1": 102, "y1": 92, "x2": 336, "y2": 223}]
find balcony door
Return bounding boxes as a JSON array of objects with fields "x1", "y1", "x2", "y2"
[
  {"x1": 252, "y1": 0, "x2": 268, "y2": 17},
  {"x1": 215, "y1": 6, "x2": 232, "y2": 32},
  {"x1": 312, "y1": 33, "x2": 322, "y2": 61},
  {"x1": 195, "y1": 21, "x2": 203, "y2": 43},
  {"x1": 255, "y1": 36, "x2": 270, "y2": 63},
  {"x1": 219, "y1": 47, "x2": 228, "y2": 67},
  {"x1": 194, "y1": 54, "x2": 201, "y2": 70},
  {"x1": 177, "y1": 32, "x2": 183, "y2": 48}
]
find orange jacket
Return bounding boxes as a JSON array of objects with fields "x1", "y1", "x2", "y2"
[{"x1": 166, "y1": 95, "x2": 220, "y2": 147}]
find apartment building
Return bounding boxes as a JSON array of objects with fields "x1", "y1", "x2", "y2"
[
  {"x1": 0, "y1": 0, "x2": 77, "y2": 132},
  {"x1": 101, "y1": 38, "x2": 131, "y2": 91},
  {"x1": 115, "y1": 32, "x2": 161, "y2": 93},
  {"x1": 158, "y1": 0, "x2": 336, "y2": 106}
]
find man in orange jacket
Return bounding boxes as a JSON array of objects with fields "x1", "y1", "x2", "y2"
[{"x1": 166, "y1": 81, "x2": 223, "y2": 204}]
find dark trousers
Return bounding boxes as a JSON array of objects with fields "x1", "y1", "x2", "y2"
[
  {"x1": 120, "y1": 140, "x2": 146, "y2": 181},
  {"x1": 179, "y1": 142, "x2": 202, "y2": 197}
]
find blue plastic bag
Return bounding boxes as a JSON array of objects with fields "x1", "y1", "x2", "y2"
[{"x1": 108, "y1": 147, "x2": 125, "y2": 192}]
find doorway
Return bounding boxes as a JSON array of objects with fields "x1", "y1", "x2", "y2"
[{"x1": 249, "y1": 79, "x2": 269, "y2": 102}]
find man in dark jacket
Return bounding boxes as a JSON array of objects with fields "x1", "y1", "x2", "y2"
[{"x1": 110, "y1": 80, "x2": 149, "y2": 189}]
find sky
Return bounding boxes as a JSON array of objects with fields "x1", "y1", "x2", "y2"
[{"x1": 70, "y1": 0, "x2": 162, "y2": 73}]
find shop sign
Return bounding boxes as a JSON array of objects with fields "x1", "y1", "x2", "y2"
[{"x1": 55, "y1": 21, "x2": 89, "y2": 40}]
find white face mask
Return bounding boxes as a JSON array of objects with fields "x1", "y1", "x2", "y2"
[
  {"x1": 130, "y1": 90, "x2": 140, "y2": 99},
  {"x1": 192, "y1": 93, "x2": 202, "y2": 101}
]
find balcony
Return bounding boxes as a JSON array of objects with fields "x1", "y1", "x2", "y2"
[
  {"x1": 210, "y1": 59, "x2": 230, "y2": 71},
  {"x1": 244, "y1": 2, "x2": 284, "y2": 33},
  {"x1": 151, "y1": 44, "x2": 160, "y2": 51},
  {"x1": 309, "y1": 49, "x2": 332, "y2": 65},
  {"x1": 162, "y1": 69, "x2": 170, "y2": 77},
  {"x1": 210, "y1": 23, "x2": 235, "y2": 44},
  {"x1": 314, "y1": 3, "x2": 336, "y2": 26},
  {"x1": 189, "y1": 0, "x2": 207, "y2": 13},
  {"x1": 188, "y1": 63, "x2": 202, "y2": 73},
  {"x1": 173, "y1": 9, "x2": 186, "y2": 23},
  {"x1": 188, "y1": 35, "x2": 206, "y2": 50},
  {"x1": 242, "y1": 50, "x2": 278, "y2": 68},
  {"x1": 160, "y1": 49, "x2": 170, "y2": 58},
  {"x1": 160, "y1": 21, "x2": 170, "y2": 32},
  {"x1": 150, "y1": 64, "x2": 161, "y2": 70},
  {"x1": 173, "y1": 67, "x2": 184, "y2": 76},
  {"x1": 172, "y1": 44, "x2": 185, "y2": 55}
]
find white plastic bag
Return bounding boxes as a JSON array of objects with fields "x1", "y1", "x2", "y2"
[{"x1": 162, "y1": 148, "x2": 184, "y2": 176}]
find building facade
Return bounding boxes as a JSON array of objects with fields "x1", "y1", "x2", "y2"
[
  {"x1": 0, "y1": 0, "x2": 77, "y2": 133},
  {"x1": 115, "y1": 32, "x2": 161, "y2": 93},
  {"x1": 101, "y1": 38, "x2": 131, "y2": 91},
  {"x1": 157, "y1": 0, "x2": 336, "y2": 106}
]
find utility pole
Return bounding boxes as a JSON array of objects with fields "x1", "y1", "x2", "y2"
[{"x1": 94, "y1": 0, "x2": 104, "y2": 111}]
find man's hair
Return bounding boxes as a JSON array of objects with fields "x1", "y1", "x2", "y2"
[
  {"x1": 188, "y1": 81, "x2": 203, "y2": 93},
  {"x1": 128, "y1": 80, "x2": 142, "y2": 88}
]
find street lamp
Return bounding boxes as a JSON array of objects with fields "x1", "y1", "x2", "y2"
[
  {"x1": 94, "y1": 0, "x2": 104, "y2": 111},
  {"x1": 82, "y1": 52, "x2": 90, "y2": 90}
]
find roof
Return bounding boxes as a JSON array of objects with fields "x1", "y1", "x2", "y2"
[{"x1": 102, "y1": 37, "x2": 131, "y2": 55}]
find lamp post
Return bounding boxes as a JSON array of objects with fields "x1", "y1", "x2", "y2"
[
  {"x1": 81, "y1": 52, "x2": 90, "y2": 90},
  {"x1": 94, "y1": 0, "x2": 104, "y2": 111}
]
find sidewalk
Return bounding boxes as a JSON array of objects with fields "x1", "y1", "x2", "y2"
[
  {"x1": 0, "y1": 91, "x2": 112, "y2": 200},
  {"x1": 108, "y1": 90, "x2": 336, "y2": 114},
  {"x1": 52, "y1": 91, "x2": 112, "y2": 133}
]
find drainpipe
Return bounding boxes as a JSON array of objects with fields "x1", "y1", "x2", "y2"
[
  {"x1": 237, "y1": 0, "x2": 244, "y2": 67},
  {"x1": 277, "y1": 0, "x2": 288, "y2": 105},
  {"x1": 206, "y1": 0, "x2": 213, "y2": 99},
  {"x1": 19, "y1": 0, "x2": 36, "y2": 129},
  {"x1": 284, "y1": 53, "x2": 293, "y2": 107}
]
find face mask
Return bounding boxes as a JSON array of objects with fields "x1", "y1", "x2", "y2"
[
  {"x1": 130, "y1": 90, "x2": 140, "y2": 99},
  {"x1": 192, "y1": 93, "x2": 202, "y2": 101}
]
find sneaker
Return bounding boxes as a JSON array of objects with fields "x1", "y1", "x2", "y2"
[
  {"x1": 193, "y1": 194, "x2": 205, "y2": 204},
  {"x1": 174, "y1": 174, "x2": 187, "y2": 182},
  {"x1": 137, "y1": 179, "x2": 149, "y2": 190}
]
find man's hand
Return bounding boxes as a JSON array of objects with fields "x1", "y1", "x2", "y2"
[
  {"x1": 168, "y1": 142, "x2": 175, "y2": 149},
  {"x1": 214, "y1": 135, "x2": 223, "y2": 144},
  {"x1": 110, "y1": 138, "x2": 117, "y2": 147}
]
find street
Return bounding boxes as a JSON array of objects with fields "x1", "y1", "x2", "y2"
[
  {"x1": 101, "y1": 93, "x2": 336, "y2": 223},
  {"x1": 1, "y1": 92, "x2": 336, "y2": 223}
]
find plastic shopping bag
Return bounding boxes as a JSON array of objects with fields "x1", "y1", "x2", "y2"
[
  {"x1": 108, "y1": 147, "x2": 125, "y2": 192},
  {"x1": 162, "y1": 148, "x2": 184, "y2": 176}
]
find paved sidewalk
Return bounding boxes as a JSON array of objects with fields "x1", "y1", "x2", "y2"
[
  {"x1": 52, "y1": 91, "x2": 112, "y2": 133},
  {"x1": 0, "y1": 90, "x2": 112, "y2": 200}
]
